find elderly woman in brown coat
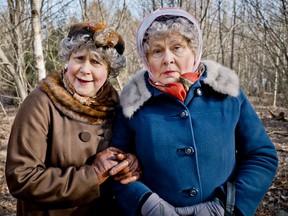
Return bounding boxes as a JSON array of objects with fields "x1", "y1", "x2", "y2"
[{"x1": 5, "y1": 21, "x2": 140, "y2": 216}]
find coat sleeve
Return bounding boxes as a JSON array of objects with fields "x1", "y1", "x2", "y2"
[
  {"x1": 110, "y1": 109, "x2": 152, "y2": 215},
  {"x1": 5, "y1": 89, "x2": 100, "y2": 206},
  {"x1": 234, "y1": 90, "x2": 278, "y2": 215}
]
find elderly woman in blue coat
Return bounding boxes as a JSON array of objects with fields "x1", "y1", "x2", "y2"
[{"x1": 110, "y1": 8, "x2": 278, "y2": 216}]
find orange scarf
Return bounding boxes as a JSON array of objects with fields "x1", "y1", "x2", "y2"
[{"x1": 148, "y1": 64, "x2": 204, "y2": 102}]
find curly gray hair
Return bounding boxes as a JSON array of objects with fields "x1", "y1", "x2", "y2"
[
  {"x1": 59, "y1": 34, "x2": 126, "y2": 78},
  {"x1": 143, "y1": 16, "x2": 198, "y2": 55}
]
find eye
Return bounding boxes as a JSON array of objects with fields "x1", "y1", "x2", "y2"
[
  {"x1": 173, "y1": 45, "x2": 182, "y2": 52},
  {"x1": 74, "y1": 56, "x2": 84, "y2": 61},
  {"x1": 91, "y1": 59, "x2": 101, "y2": 65},
  {"x1": 151, "y1": 49, "x2": 163, "y2": 57}
]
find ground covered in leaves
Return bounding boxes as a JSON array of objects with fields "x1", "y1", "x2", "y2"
[{"x1": 0, "y1": 106, "x2": 287, "y2": 216}]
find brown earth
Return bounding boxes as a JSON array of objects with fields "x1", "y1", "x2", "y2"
[{"x1": 0, "y1": 106, "x2": 287, "y2": 216}]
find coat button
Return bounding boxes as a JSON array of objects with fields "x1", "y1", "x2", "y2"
[
  {"x1": 189, "y1": 189, "x2": 198, "y2": 197},
  {"x1": 180, "y1": 110, "x2": 189, "y2": 118},
  {"x1": 104, "y1": 130, "x2": 112, "y2": 141},
  {"x1": 196, "y1": 88, "x2": 202, "y2": 96},
  {"x1": 79, "y1": 132, "x2": 91, "y2": 142},
  {"x1": 177, "y1": 147, "x2": 195, "y2": 156},
  {"x1": 184, "y1": 147, "x2": 194, "y2": 155}
]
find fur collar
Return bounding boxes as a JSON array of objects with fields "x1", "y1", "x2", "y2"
[
  {"x1": 39, "y1": 72, "x2": 119, "y2": 124},
  {"x1": 120, "y1": 60, "x2": 239, "y2": 118}
]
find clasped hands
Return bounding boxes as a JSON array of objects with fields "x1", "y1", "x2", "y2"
[{"x1": 92, "y1": 147, "x2": 141, "y2": 185}]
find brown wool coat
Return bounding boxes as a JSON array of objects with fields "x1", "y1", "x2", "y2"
[{"x1": 5, "y1": 72, "x2": 122, "y2": 216}]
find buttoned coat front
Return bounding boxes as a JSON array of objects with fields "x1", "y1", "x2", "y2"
[{"x1": 110, "y1": 60, "x2": 278, "y2": 216}]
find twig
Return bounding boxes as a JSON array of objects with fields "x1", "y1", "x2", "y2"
[
  {"x1": 268, "y1": 131, "x2": 288, "y2": 136},
  {"x1": 0, "y1": 101, "x2": 7, "y2": 116}
]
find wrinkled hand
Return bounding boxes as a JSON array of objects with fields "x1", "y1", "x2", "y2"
[
  {"x1": 175, "y1": 198, "x2": 224, "y2": 216},
  {"x1": 109, "y1": 153, "x2": 142, "y2": 184},
  {"x1": 141, "y1": 193, "x2": 179, "y2": 216},
  {"x1": 92, "y1": 147, "x2": 124, "y2": 185}
]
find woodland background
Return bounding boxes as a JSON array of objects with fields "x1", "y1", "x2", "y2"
[{"x1": 0, "y1": 0, "x2": 287, "y2": 215}]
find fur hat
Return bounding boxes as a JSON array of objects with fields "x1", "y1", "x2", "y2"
[{"x1": 67, "y1": 21, "x2": 125, "y2": 55}]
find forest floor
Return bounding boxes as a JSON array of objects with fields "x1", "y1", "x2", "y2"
[{"x1": 0, "y1": 105, "x2": 287, "y2": 216}]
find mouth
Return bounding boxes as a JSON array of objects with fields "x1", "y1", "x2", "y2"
[
  {"x1": 162, "y1": 70, "x2": 179, "y2": 76},
  {"x1": 77, "y1": 77, "x2": 94, "y2": 83}
]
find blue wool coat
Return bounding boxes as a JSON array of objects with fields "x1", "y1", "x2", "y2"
[{"x1": 110, "y1": 60, "x2": 278, "y2": 216}]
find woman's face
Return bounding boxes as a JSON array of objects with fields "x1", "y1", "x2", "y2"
[
  {"x1": 66, "y1": 47, "x2": 108, "y2": 97},
  {"x1": 146, "y1": 33, "x2": 195, "y2": 85}
]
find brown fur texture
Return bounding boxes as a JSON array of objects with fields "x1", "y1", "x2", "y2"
[{"x1": 39, "y1": 71, "x2": 119, "y2": 124}]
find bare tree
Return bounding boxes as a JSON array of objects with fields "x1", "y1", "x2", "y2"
[
  {"x1": 31, "y1": 0, "x2": 46, "y2": 81},
  {"x1": 229, "y1": 0, "x2": 236, "y2": 69},
  {"x1": 5, "y1": 0, "x2": 29, "y2": 100},
  {"x1": 217, "y1": 0, "x2": 225, "y2": 64},
  {"x1": 0, "y1": 0, "x2": 287, "y2": 108},
  {"x1": 0, "y1": 46, "x2": 27, "y2": 100},
  {"x1": 79, "y1": 0, "x2": 89, "y2": 20},
  {"x1": 244, "y1": 0, "x2": 288, "y2": 106},
  {"x1": 0, "y1": 0, "x2": 77, "y2": 103}
]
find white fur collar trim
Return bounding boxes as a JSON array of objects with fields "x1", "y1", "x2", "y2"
[
  {"x1": 120, "y1": 70, "x2": 151, "y2": 118},
  {"x1": 203, "y1": 60, "x2": 239, "y2": 97},
  {"x1": 120, "y1": 60, "x2": 239, "y2": 118}
]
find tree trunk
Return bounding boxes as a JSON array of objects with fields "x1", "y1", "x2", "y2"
[
  {"x1": 0, "y1": 47, "x2": 27, "y2": 100},
  {"x1": 7, "y1": 0, "x2": 28, "y2": 101},
  {"x1": 273, "y1": 58, "x2": 279, "y2": 107},
  {"x1": 79, "y1": 0, "x2": 88, "y2": 20},
  {"x1": 230, "y1": 0, "x2": 236, "y2": 69},
  {"x1": 218, "y1": 0, "x2": 225, "y2": 64},
  {"x1": 31, "y1": 0, "x2": 46, "y2": 81}
]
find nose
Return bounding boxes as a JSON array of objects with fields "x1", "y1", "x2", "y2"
[
  {"x1": 80, "y1": 61, "x2": 92, "y2": 75},
  {"x1": 163, "y1": 49, "x2": 175, "y2": 65}
]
